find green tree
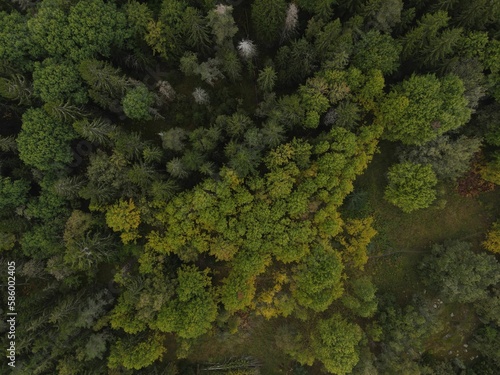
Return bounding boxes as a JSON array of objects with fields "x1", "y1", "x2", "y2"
[
  {"x1": 341, "y1": 276, "x2": 378, "y2": 318},
  {"x1": 28, "y1": 0, "x2": 73, "y2": 57},
  {"x1": 257, "y1": 66, "x2": 277, "y2": 93},
  {"x1": 122, "y1": 85, "x2": 155, "y2": 121},
  {"x1": 419, "y1": 240, "x2": 500, "y2": 303},
  {"x1": 398, "y1": 135, "x2": 481, "y2": 180},
  {"x1": 384, "y1": 162, "x2": 438, "y2": 213},
  {"x1": 16, "y1": 108, "x2": 77, "y2": 171},
  {"x1": 154, "y1": 265, "x2": 218, "y2": 339},
  {"x1": 381, "y1": 74, "x2": 471, "y2": 145},
  {"x1": 33, "y1": 59, "x2": 87, "y2": 105},
  {"x1": 277, "y1": 314, "x2": 363, "y2": 375},
  {"x1": 79, "y1": 59, "x2": 130, "y2": 110},
  {"x1": 352, "y1": 31, "x2": 401, "y2": 74},
  {"x1": 66, "y1": 0, "x2": 126, "y2": 61},
  {"x1": 0, "y1": 10, "x2": 36, "y2": 70},
  {"x1": 474, "y1": 286, "x2": 500, "y2": 326},
  {"x1": 252, "y1": 0, "x2": 286, "y2": 45},
  {"x1": 311, "y1": 315, "x2": 363, "y2": 374},
  {"x1": 0, "y1": 74, "x2": 33, "y2": 105},
  {"x1": 207, "y1": 4, "x2": 238, "y2": 47},
  {"x1": 297, "y1": 0, "x2": 336, "y2": 18},
  {"x1": 182, "y1": 7, "x2": 210, "y2": 50},
  {"x1": 220, "y1": 49, "x2": 242, "y2": 82},
  {"x1": 0, "y1": 177, "x2": 30, "y2": 215},
  {"x1": 123, "y1": 0, "x2": 154, "y2": 42},
  {"x1": 73, "y1": 118, "x2": 116, "y2": 146},
  {"x1": 28, "y1": 0, "x2": 125, "y2": 61},
  {"x1": 108, "y1": 332, "x2": 166, "y2": 370},
  {"x1": 472, "y1": 326, "x2": 500, "y2": 367},
  {"x1": 291, "y1": 243, "x2": 344, "y2": 312}
]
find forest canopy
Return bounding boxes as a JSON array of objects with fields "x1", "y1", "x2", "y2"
[{"x1": 0, "y1": 0, "x2": 499, "y2": 374}]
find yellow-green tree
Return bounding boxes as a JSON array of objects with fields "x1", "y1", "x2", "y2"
[
  {"x1": 483, "y1": 220, "x2": 500, "y2": 254},
  {"x1": 105, "y1": 198, "x2": 141, "y2": 244}
]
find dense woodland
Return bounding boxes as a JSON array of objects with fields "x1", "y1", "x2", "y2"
[{"x1": 1, "y1": 0, "x2": 500, "y2": 373}]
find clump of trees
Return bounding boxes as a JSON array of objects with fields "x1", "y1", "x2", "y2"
[{"x1": 1, "y1": 0, "x2": 500, "y2": 373}]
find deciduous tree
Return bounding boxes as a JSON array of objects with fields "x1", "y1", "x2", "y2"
[
  {"x1": 381, "y1": 74, "x2": 471, "y2": 145},
  {"x1": 420, "y1": 240, "x2": 500, "y2": 303},
  {"x1": 384, "y1": 162, "x2": 438, "y2": 213},
  {"x1": 16, "y1": 108, "x2": 77, "y2": 171}
]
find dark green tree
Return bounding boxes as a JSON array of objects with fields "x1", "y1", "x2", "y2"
[
  {"x1": 398, "y1": 135, "x2": 481, "y2": 180},
  {"x1": 16, "y1": 108, "x2": 78, "y2": 171},
  {"x1": 252, "y1": 0, "x2": 286, "y2": 45},
  {"x1": 33, "y1": 59, "x2": 87, "y2": 105},
  {"x1": 352, "y1": 31, "x2": 401, "y2": 74},
  {"x1": 419, "y1": 240, "x2": 500, "y2": 303}
]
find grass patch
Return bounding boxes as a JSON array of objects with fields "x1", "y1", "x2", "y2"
[
  {"x1": 355, "y1": 141, "x2": 498, "y2": 302},
  {"x1": 188, "y1": 316, "x2": 297, "y2": 374},
  {"x1": 424, "y1": 301, "x2": 480, "y2": 362}
]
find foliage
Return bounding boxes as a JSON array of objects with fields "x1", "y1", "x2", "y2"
[
  {"x1": 122, "y1": 85, "x2": 156, "y2": 121},
  {"x1": 2, "y1": 0, "x2": 500, "y2": 373},
  {"x1": 352, "y1": 31, "x2": 401, "y2": 74},
  {"x1": 257, "y1": 66, "x2": 277, "y2": 93},
  {"x1": 207, "y1": 4, "x2": 238, "y2": 46},
  {"x1": 384, "y1": 162, "x2": 438, "y2": 213},
  {"x1": 16, "y1": 108, "x2": 77, "y2": 170},
  {"x1": 28, "y1": 0, "x2": 125, "y2": 61},
  {"x1": 483, "y1": 220, "x2": 500, "y2": 254},
  {"x1": 33, "y1": 58, "x2": 87, "y2": 105},
  {"x1": 278, "y1": 315, "x2": 363, "y2": 374},
  {"x1": 105, "y1": 198, "x2": 141, "y2": 244},
  {"x1": 0, "y1": 10, "x2": 36, "y2": 70},
  {"x1": 398, "y1": 135, "x2": 482, "y2": 180},
  {"x1": 381, "y1": 74, "x2": 471, "y2": 145},
  {"x1": 0, "y1": 177, "x2": 30, "y2": 214},
  {"x1": 292, "y1": 243, "x2": 344, "y2": 312},
  {"x1": 108, "y1": 333, "x2": 166, "y2": 370},
  {"x1": 420, "y1": 240, "x2": 500, "y2": 303},
  {"x1": 154, "y1": 265, "x2": 218, "y2": 339},
  {"x1": 252, "y1": 0, "x2": 286, "y2": 45},
  {"x1": 311, "y1": 315, "x2": 363, "y2": 374}
]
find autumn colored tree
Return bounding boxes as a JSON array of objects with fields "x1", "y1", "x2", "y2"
[
  {"x1": 483, "y1": 220, "x2": 500, "y2": 254},
  {"x1": 105, "y1": 198, "x2": 141, "y2": 244}
]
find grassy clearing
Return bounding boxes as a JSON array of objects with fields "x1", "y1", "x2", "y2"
[
  {"x1": 355, "y1": 141, "x2": 498, "y2": 304},
  {"x1": 188, "y1": 316, "x2": 296, "y2": 374}
]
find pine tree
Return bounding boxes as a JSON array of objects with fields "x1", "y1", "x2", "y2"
[
  {"x1": 73, "y1": 118, "x2": 116, "y2": 146},
  {"x1": 257, "y1": 66, "x2": 277, "y2": 93},
  {"x1": 0, "y1": 74, "x2": 33, "y2": 105},
  {"x1": 252, "y1": 0, "x2": 287, "y2": 45}
]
